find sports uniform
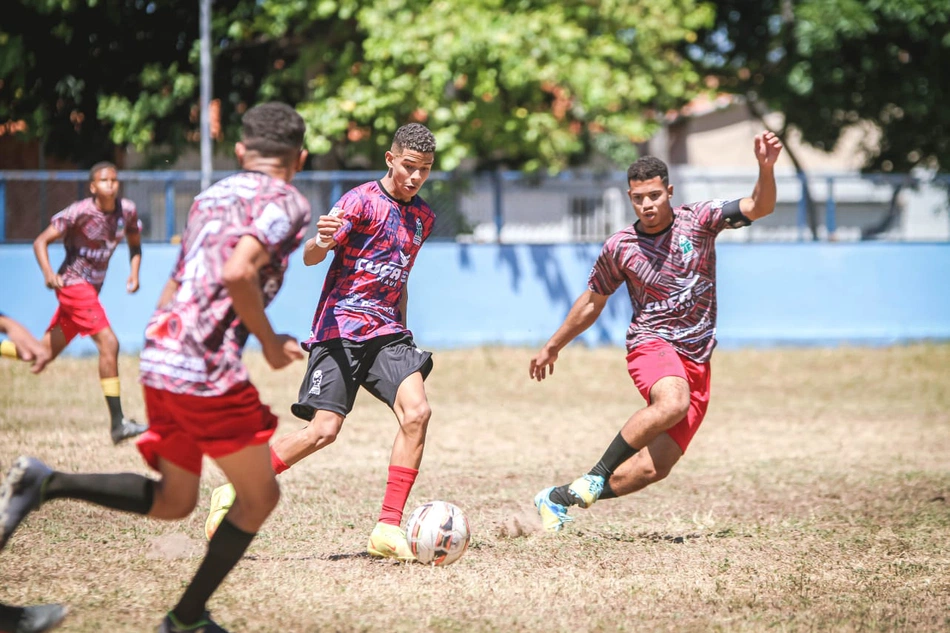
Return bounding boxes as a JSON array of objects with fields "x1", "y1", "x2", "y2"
[
  {"x1": 293, "y1": 180, "x2": 435, "y2": 420},
  {"x1": 46, "y1": 198, "x2": 139, "y2": 342},
  {"x1": 588, "y1": 199, "x2": 738, "y2": 453},
  {"x1": 137, "y1": 172, "x2": 311, "y2": 474}
]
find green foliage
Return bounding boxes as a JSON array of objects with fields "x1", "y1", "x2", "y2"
[
  {"x1": 691, "y1": 0, "x2": 950, "y2": 171},
  {"x1": 1, "y1": 0, "x2": 712, "y2": 171}
]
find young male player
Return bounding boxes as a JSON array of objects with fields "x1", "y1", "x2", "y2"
[
  {"x1": 0, "y1": 313, "x2": 67, "y2": 633},
  {"x1": 531, "y1": 131, "x2": 783, "y2": 531},
  {"x1": 0, "y1": 102, "x2": 311, "y2": 633},
  {"x1": 206, "y1": 123, "x2": 437, "y2": 562},
  {"x1": 19, "y1": 162, "x2": 146, "y2": 444}
]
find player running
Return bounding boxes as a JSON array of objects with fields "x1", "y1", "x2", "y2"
[
  {"x1": 8, "y1": 162, "x2": 147, "y2": 444},
  {"x1": 0, "y1": 102, "x2": 311, "y2": 633},
  {"x1": 206, "y1": 123, "x2": 437, "y2": 562},
  {"x1": 531, "y1": 131, "x2": 783, "y2": 532}
]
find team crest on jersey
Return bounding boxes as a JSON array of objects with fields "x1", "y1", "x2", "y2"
[
  {"x1": 678, "y1": 235, "x2": 695, "y2": 262},
  {"x1": 414, "y1": 218, "x2": 423, "y2": 245}
]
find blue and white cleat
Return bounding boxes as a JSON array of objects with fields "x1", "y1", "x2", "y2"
[
  {"x1": 568, "y1": 474, "x2": 604, "y2": 509},
  {"x1": 0, "y1": 456, "x2": 52, "y2": 550},
  {"x1": 534, "y1": 486, "x2": 574, "y2": 533}
]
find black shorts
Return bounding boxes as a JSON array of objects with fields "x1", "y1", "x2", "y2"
[{"x1": 291, "y1": 332, "x2": 434, "y2": 421}]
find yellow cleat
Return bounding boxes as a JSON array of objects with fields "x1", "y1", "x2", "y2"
[
  {"x1": 567, "y1": 474, "x2": 604, "y2": 509},
  {"x1": 366, "y1": 522, "x2": 416, "y2": 562},
  {"x1": 205, "y1": 483, "x2": 236, "y2": 541}
]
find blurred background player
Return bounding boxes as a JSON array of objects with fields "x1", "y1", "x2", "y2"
[
  {"x1": 0, "y1": 102, "x2": 311, "y2": 633},
  {"x1": 14, "y1": 162, "x2": 146, "y2": 444},
  {"x1": 0, "y1": 313, "x2": 67, "y2": 633},
  {"x1": 530, "y1": 131, "x2": 784, "y2": 532},
  {"x1": 205, "y1": 123, "x2": 437, "y2": 562}
]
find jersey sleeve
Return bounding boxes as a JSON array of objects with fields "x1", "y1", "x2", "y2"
[
  {"x1": 121, "y1": 199, "x2": 142, "y2": 237},
  {"x1": 49, "y1": 201, "x2": 83, "y2": 234},
  {"x1": 693, "y1": 199, "x2": 742, "y2": 235},
  {"x1": 329, "y1": 189, "x2": 363, "y2": 245},
  {"x1": 246, "y1": 197, "x2": 308, "y2": 253},
  {"x1": 587, "y1": 237, "x2": 626, "y2": 296}
]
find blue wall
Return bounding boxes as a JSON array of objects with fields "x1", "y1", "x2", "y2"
[{"x1": 1, "y1": 242, "x2": 948, "y2": 356}]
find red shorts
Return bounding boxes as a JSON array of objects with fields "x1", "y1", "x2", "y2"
[
  {"x1": 626, "y1": 338, "x2": 711, "y2": 454},
  {"x1": 48, "y1": 282, "x2": 110, "y2": 343},
  {"x1": 136, "y1": 382, "x2": 279, "y2": 476}
]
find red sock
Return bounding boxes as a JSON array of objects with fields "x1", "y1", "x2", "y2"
[
  {"x1": 378, "y1": 465, "x2": 418, "y2": 526},
  {"x1": 270, "y1": 447, "x2": 289, "y2": 475}
]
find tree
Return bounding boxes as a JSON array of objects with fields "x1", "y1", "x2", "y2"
[
  {"x1": 690, "y1": 0, "x2": 950, "y2": 172},
  {"x1": 1, "y1": 0, "x2": 715, "y2": 171}
]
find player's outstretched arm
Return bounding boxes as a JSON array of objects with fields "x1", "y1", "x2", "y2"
[
  {"x1": 739, "y1": 131, "x2": 784, "y2": 221},
  {"x1": 223, "y1": 235, "x2": 304, "y2": 370},
  {"x1": 126, "y1": 232, "x2": 142, "y2": 293},
  {"x1": 529, "y1": 290, "x2": 608, "y2": 382},
  {"x1": 33, "y1": 224, "x2": 65, "y2": 290}
]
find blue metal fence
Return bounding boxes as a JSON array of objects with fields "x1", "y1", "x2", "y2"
[{"x1": 0, "y1": 169, "x2": 947, "y2": 243}]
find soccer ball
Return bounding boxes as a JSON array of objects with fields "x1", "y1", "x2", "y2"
[{"x1": 405, "y1": 500, "x2": 471, "y2": 566}]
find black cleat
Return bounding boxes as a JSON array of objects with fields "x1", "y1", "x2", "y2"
[
  {"x1": 111, "y1": 418, "x2": 148, "y2": 445},
  {"x1": 158, "y1": 611, "x2": 229, "y2": 633},
  {"x1": 14, "y1": 603, "x2": 69, "y2": 632},
  {"x1": 0, "y1": 456, "x2": 52, "y2": 550}
]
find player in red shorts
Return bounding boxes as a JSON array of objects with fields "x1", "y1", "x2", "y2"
[
  {"x1": 0, "y1": 102, "x2": 311, "y2": 633},
  {"x1": 531, "y1": 131, "x2": 784, "y2": 532},
  {"x1": 205, "y1": 123, "x2": 437, "y2": 562},
  {"x1": 23, "y1": 161, "x2": 147, "y2": 444},
  {"x1": 0, "y1": 312, "x2": 67, "y2": 633}
]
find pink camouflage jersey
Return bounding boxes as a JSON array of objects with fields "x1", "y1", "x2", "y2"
[
  {"x1": 303, "y1": 180, "x2": 435, "y2": 347},
  {"x1": 139, "y1": 172, "x2": 311, "y2": 396},
  {"x1": 588, "y1": 199, "x2": 743, "y2": 364},
  {"x1": 50, "y1": 197, "x2": 140, "y2": 289}
]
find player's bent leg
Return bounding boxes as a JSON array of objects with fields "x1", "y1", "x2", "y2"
[
  {"x1": 92, "y1": 328, "x2": 147, "y2": 444},
  {"x1": 168, "y1": 444, "x2": 277, "y2": 631},
  {"x1": 390, "y1": 372, "x2": 431, "y2": 470},
  {"x1": 149, "y1": 459, "x2": 201, "y2": 520},
  {"x1": 618, "y1": 376, "x2": 690, "y2": 451},
  {"x1": 606, "y1": 433, "x2": 683, "y2": 498},
  {"x1": 270, "y1": 410, "x2": 345, "y2": 470}
]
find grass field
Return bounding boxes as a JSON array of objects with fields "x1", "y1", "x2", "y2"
[{"x1": 1, "y1": 344, "x2": 949, "y2": 632}]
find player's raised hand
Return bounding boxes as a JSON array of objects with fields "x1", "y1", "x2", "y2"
[
  {"x1": 529, "y1": 346, "x2": 558, "y2": 382},
  {"x1": 754, "y1": 131, "x2": 783, "y2": 168},
  {"x1": 263, "y1": 333, "x2": 305, "y2": 370}
]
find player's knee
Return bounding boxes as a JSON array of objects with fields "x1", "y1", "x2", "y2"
[
  {"x1": 656, "y1": 396, "x2": 690, "y2": 429},
  {"x1": 401, "y1": 401, "x2": 431, "y2": 436},
  {"x1": 154, "y1": 491, "x2": 198, "y2": 520},
  {"x1": 304, "y1": 418, "x2": 342, "y2": 448},
  {"x1": 96, "y1": 330, "x2": 119, "y2": 356},
  {"x1": 243, "y1": 482, "x2": 281, "y2": 521}
]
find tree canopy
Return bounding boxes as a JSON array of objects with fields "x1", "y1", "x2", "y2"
[
  {"x1": 690, "y1": 0, "x2": 950, "y2": 172},
  {"x1": 2, "y1": 0, "x2": 713, "y2": 171}
]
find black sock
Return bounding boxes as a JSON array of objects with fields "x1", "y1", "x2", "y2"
[
  {"x1": 0, "y1": 603, "x2": 25, "y2": 631},
  {"x1": 106, "y1": 395, "x2": 124, "y2": 426},
  {"x1": 599, "y1": 480, "x2": 618, "y2": 500},
  {"x1": 172, "y1": 518, "x2": 256, "y2": 625},
  {"x1": 588, "y1": 432, "x2": 639, "y2": 480},
  {"x1": 43, "y1": 472, "x2": 155, "y2": 515}
]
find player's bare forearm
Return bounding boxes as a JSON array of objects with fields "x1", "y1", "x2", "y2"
[
  {"x1": 223, "y1": 235, "x2": 279, "y2": 346},
  {"x1": 741, "y1": 164, "x2": 778, "y2": 221},
  {"x1": 302, "y1": 237, "x2": 332, "y2": 266},
  {"x1": 741, "y1": 131, "x2": 783, "y2": 221},
  {"x1": 545, "y1": 290, "x2": 606, "y2": 354}
]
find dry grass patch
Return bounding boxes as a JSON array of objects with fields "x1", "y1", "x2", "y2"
[{"x1": 1, "y1": 344, "x2": 949, "y2": 632}]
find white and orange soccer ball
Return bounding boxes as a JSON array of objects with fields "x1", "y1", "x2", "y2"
[{"x1": 405, "y1": 500, "x2": 471, "y2": 566}]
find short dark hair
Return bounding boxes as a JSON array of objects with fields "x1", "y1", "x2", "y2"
[
  {"x1": 89, "y1": 161, "x2": 117, "y2": 181},
  {"x1": 626, "y1": 156, "x2": 669, "y2": 186},
  {"x1": 241, "y1": 102, "x2": 306, "y2": 158},
  {"x1": 392, "y1": 123, "x2": 436, "y2": 155}
]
